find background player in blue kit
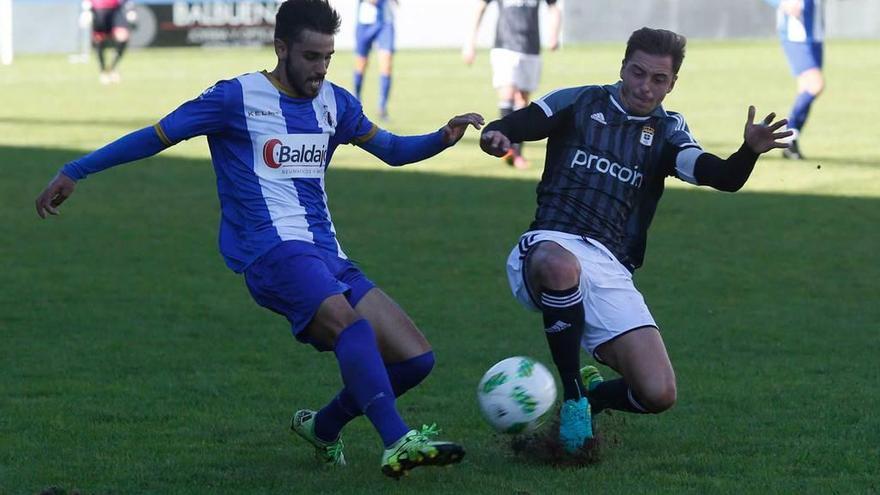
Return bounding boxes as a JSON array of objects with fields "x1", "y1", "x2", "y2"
[
  {"x1": 35, "y1": 0, "x2": 483, "y2": 479},
  {"x1": 765, "y1": 0, "x2": 825, "y2": 160},
  {"x1": 353, "y1": 0, "x2": 397, "y2": 120},
  {"x1": 479, "y1": 27, "x2": 792, "y2": 454},
  {"x1": 463, "y1": 0, "x2": 561, "y2": 169}
]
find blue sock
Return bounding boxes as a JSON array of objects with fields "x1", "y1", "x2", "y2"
[
  {"x1": 789, "y1": 91, "x2": 816, "y2": 132},
  {"x1": 379, "y1": 74, "x2": 392, "y2": 114},
  {"x1": 314, "y1": 351, "x2": 435, "y2": 443},
  {"x1": 331, "y1": 320, "x2": 409, "y2": 447},
  {"x1": 353, "y1": 71, "x2": 364, "y2": 100}
]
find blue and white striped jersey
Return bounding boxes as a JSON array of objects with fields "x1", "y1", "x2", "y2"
[
  {"x1": 155, "y1": 71, "x2": 377, "y2": 273},
  {"x1": 768, "y1": 0, "x2": 824, "y2": 43},
  {"x1": 530, "y1": 83, "x2": 702, "y2": 271}
]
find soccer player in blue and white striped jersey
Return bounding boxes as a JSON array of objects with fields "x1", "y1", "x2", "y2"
[
  {"x1": 353, "y1": 0, "x2": 397, "y2": 120},
  {"x1": 480, "y1": 27, "x2": 791, "y2": 454},
  {"x1": 765, "y1": 0, "x2": 825, "y2": 159},
  {"x1": 35, "y1": 0, "x2": 483, "y2": 478}
]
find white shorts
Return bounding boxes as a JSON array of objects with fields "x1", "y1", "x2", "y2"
[
  {"x1": 506, "y1": 230, "x2": 658, "y2": 360},
  {"x1": 490, "y1": 48, "x2": 542, "y2": 93}
]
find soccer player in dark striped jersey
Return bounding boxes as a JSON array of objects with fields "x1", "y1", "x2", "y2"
[
  {"x1": 479, "y1": 27, "x2": 792, "y2": 453},
  {"x1": 35, "y1": 0, "x2": 483, "y2": 479},
  {"x1": 463, "y1": 0, "x2": 562, "y2": 169}
]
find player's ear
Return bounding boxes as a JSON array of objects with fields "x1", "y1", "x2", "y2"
[
  {"x1": 619, "y1": 59, "x2": 626, "y2": 80},
  {"x1": 667, "y1": 74, "x2": 678, "y2": 93},
  {"x1": 274, "y1": 39, "x2": 288, "y2": 60}
]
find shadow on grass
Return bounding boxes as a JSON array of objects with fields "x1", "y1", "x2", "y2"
[{"x1": 2, "y1": 144, "x2": 879, "y2": 493}]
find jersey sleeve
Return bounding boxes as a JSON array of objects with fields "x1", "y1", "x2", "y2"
[
  {"x1": 662, "y1": 112, "x2": 704, "y2": 184},
  {"x1": 332, "y1": 84, "x2": 378, "y2": 145},
  {"x1": 533, "y1": 86, "x2": 589, "y2": 118},
  {"x1": 155, "y1": 80, "x2": 231, "y2": 145}
]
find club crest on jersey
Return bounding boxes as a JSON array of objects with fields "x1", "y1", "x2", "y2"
[
  {"x1": 323, "y1": 105, "x2": 335, "y2": 128},
  {"x1": 640, "y1": 126, "x2": 655, "y2": 146},
  {"x1": 257, "y1": 134, "x2": 329, "y2": 179}
]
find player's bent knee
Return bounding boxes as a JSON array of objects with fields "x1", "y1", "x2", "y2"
[
  {"x1": 528, "y1": 244, "x2": 581, "y2": 289},
  {"x1": 641, "y1": 381, "x2": 677, "y2": 413}
]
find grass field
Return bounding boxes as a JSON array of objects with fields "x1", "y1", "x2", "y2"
[{"x1": 1, "y1": 39, "x2": 879, "y2": 494}]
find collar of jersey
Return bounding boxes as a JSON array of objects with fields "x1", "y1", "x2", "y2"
[
  {"x1": 604, "y1": 82, "x2": 668, "y2": 121},
  {"x1": 261, "y1": 70, "x2": 313, "y2": 100}
]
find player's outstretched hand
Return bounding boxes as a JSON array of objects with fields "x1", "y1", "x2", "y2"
[
  {"x1": 743, "y1": 105, "x2": 793, "y2": 154},
  {"x1": 479, "y1": 130, "x2": 512, "y2": 157},
  {"x1": 35, "y1": 172, "x2": 76, "y2": 219},
  {"x1": 442, "y1": 113, "x2": 485, "y2": 145}
]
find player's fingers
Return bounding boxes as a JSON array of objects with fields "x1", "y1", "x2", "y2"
[
  {"x1": 747, "y1": 105, "x2": 756, "y2": 125},
  {"x1": 51, "y1": 192, "x2": 69, "y2": 208},
  {"x1": 35, "y1": 197, "x2": 47, "y2": 218},
  {"x1": 762, "y1": 113, "x2": 775, "y2": 125},
  {"x1": 768, "y1": 118, "x2": 788, "y2": 131},
  {"x1": 772, "y1": 130, "x2": 794, "y2": 140}
]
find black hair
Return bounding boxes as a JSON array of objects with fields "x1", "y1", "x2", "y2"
[
  {"x1": 624, "y1": 27, "x2": 687, "y2": 74},
  {"x1": 274, "y1": 0, "x2": 341, "y2": 44}
]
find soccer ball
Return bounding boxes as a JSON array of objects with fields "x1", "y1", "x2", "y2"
[{"x1": 476, "y1": 356, "x2": 557, "y2": 434}]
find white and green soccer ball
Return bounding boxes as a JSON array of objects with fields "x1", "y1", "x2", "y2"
[{"x1": 476, "y1": 356, "x2": 557, "y2": 434}]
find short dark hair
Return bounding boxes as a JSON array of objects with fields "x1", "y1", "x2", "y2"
[
  {"x1": 274, "y1": 0, "x2": 341, "y2": 44},
  {"x1": 624, "y1": 27, "x2": 687, "y2": 74}
]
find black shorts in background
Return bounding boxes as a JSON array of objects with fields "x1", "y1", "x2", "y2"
[{"x1": 92, "y1": 6, "x2": 129, "y2": 34}]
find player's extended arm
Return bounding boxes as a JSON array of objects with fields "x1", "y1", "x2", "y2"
[
  {"x1": 357, "y1": 113, "x2": 484, "y2": 166},
  {"x1": 672, "y1": 106, "x2": 791, "y2": 192},
  {"x1": 479, "y1": 103, "x2": 568, "y2": 157},
  {"x1": 462, "y1": 0, "x2": 489, "y2": 65},
  {"x1": 35, "y1": 126, "x2": 169, "y2": 218}
]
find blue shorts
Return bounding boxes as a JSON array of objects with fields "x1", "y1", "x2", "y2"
[
  {"x1": 782, "y1": 41, "x2": 823, "y2": 75},
  {"x1": 355, "y1": 22, "x2": 395, "y2": 57},
  {"x1": 244, "y1": 241, "x2": 375, "y2": 351}
]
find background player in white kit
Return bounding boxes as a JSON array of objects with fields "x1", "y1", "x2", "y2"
[
  {"x1": 35, "y1": 0, "x2": 483, "y2": 479},
  {"x1": 463, "y1": 0, "x2": 561, "y2": 169},
  {"x1": 480, "y1": 27, "x2": 792, "y2": 454}
]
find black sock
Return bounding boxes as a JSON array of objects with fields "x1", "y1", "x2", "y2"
[
  {"x1": 588, "y1": 378, "x2": 650, "y2": 414},
  {"x1": 95, "y1": 42, "x2": 107, "y2": 71},
  {"x1": 111, "y1": 40, "x2": 127, "y2": 70},
  {"x1": 541, "y1": 286, "x2": 586, "y2": 401}
]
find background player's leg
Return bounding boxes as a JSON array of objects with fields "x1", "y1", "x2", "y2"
[
  {"x1": 496, "y1": 85, "x2": 515, "y2": 165},
  {"x1": 92, "y1": 33, "x2": 109, "y2": 83},
  {"x1": 353, "y1": 54, "x2": 368, "y2": 101},
  {"x1": 511, "y1": 88, "x2": 531, "y2": 168},
  {"x1": 109, "y1": 27, "x2": 130, "y2": 82},
  {"x1": 786, "y1": 67, "x2": 824, "y2": 159},
  {"x1": 313, "y1": 288, "x2": 434, "y2": 442},
  {"x1": 377, "y1": 50, "x2": 393, "y2": 120},
  {"x1": 590, "y1": 327, "x2": 677, "y2": 414}
]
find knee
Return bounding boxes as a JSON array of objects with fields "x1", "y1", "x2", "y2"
[
  {"x1": 528, "y1": 246, "x2": 580, "y2": 289},
  {"x1": 639, "y1": 380, "x2": 677, "y2": 413}
]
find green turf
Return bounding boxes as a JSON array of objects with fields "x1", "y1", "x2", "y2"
[{"x1": 1, "y1": 40, "x2": 878, "y2": 494}]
